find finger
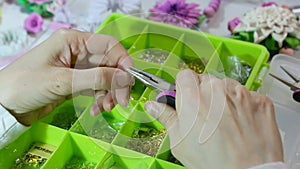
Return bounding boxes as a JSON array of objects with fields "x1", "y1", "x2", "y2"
[
  {"x1": 176, "y1": 69, "x2": 201, "y2": 117},
  {"x1": 47, "y1": 29, "x2": 133, "y2": 70},
  {"x1": 103, "y1": 91, "x2": 114, "y2": 112},
  {"x1": 86, "y1": 34, "x2": 133, "y2": 70},
  {"x1": 144, "y1": 101, "x2": 178, "y2": 129},
  {"x1": 71, "y1": 67, "x2": 132, "y2": 94},
  {"x1": 224, "y1": 78, "x2": 242, "y2": 117},
  {"x1": 228, "y1": 85, "x2": 257, "y2": 135},
  {"x1": 234, "y1": 85, "x2": 254, "y2": 116},
  {"x1": 114, "y1": 87, "x2": 130, "y2": 107},
  {"x1": 224, "y1": 78, "x2": 241, "y2": 96},
  {"x1": 118, "y1": 56, "x2": 134, "y2": 71},
  {"x1": 90, "y1": 90, "x2": 107, "y2": 116}
]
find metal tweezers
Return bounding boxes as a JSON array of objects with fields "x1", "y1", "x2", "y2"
[
  {"x1": 269, "y1": 65, "x2": 300, "y2": 103},
  {"x1": 126, "y1": 66, "x2": 175, "y2": 92},
  {"x1": 126, "y1": 66, "x2": 176, "y2": 108}
]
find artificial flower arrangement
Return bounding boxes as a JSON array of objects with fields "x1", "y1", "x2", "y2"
[
  {"x1": 85, "y1": 0, "x2": 221, "y2": 32},
  {"x1": 85, "y1": 0, "x2": 142, "y2": 32},
  {"x1": 17, "y1": 0, "x2": 73, "y2": 34},
  {"x1": 228, "y1": 2, "x2": 300, "y2": 58},
  {"x1": 18, "y1": 0, "x2": 53, "y2": 18},
  {"x1": 0, "y1": 0, "x2": 71, "y2": 59},
  {"x1": 149, "y1": 0, "x2": 221, "y2": 29}
]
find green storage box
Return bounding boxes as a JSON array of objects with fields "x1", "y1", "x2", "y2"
[{"x1": 0, "y1": 13, "x2": 269, "y2": 168}]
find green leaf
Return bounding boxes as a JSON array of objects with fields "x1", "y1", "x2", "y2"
[
  {"x1": 285, "y1": 36, "x2": 300, "y2": 48},
  {"x1": 264, "y1": 38, "x2": 278, "y2": 51},
  {"x1": 40, "y1": 4, "x2": 54, "y2": 18},
  {"x1": 30, "y1": 5, "x2": 43, "y2": 14},
  {"x1": 17, "y1": 0, "x2": 26, "y2": 5},
  {"x1": 231, "y1": 35, "x2": 242, "y2": 40},
  {"x1": 198, "y1": 15, "x2": 206, "y2": 26},
  {"x1": 239, "y1": 32, "x2": 255, "y2": 42}
]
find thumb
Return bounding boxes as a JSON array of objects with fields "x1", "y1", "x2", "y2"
[
  {"x1": 144, "y1": 101, "x2": 178, "y2": 129},
  {"x1": 71, "y1": 67, "x2": 132, "y2": 94}
]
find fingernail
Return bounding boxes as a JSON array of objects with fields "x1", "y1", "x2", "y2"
[
  {"x1": 144, "y1": 101, "x2": 160, "y2": 119},
  {"x1": 119, "y1": 56, "x2": 133, "y2": 70},
  {"x1": 90, "y1": 103, "x2": 100, "y2": 116},
  {"x1": 104, "y1": 102, "x2": 113, "y2": 112},
  {"x1": 115, "y1": 88, "x2": 129, "y2": 107},
  {"x1": 116, "y1": 70, "x2": 130, "y2": 88}
]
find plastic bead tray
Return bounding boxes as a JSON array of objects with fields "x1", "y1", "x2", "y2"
[{"x1": 0, "y1": 13, "x2": 269, "y2": 169}]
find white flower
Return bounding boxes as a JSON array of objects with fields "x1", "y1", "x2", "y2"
[
  {"x1": 86, "y1": 0, "x2": 142, "y2": 31},
  {"x1": 0, "y1": 28, "x2": 29, "y2": 58},
  {"x1": 234, "y1": 5, "x2": 300, "y2": 47}
]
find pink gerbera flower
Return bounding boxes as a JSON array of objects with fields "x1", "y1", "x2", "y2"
[{"x1": 149, "y1": 0, "x2": 201, "y2": 28}]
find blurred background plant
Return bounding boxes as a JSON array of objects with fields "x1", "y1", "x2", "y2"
[
  {"x1": 148, "y1": 0, "x2": 221, "y2": 30},
  {"x1": 17, "y1": 0, "x2": 53, "y2": 17}
]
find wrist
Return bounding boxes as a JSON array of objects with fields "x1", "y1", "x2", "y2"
[
  {"x1": 0, "y1": 69, "x2": 14, "y2": 112},
  {"x1": 0, "y1": 70, "x2": 31, "y2": 126},
  {"x1": 0, "y1": 103, "x2": 31, "y2": 126}
]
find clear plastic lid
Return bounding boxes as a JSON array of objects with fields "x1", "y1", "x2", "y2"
[{"x1": 259, "y1": 54, "x2": 300, "y2": 168}]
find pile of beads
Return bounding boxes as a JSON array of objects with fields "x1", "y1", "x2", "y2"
[
  {"x1": 13, "y1": 143, "x2": 56, "y2": 169},
  {"x1": 178, "y1": 57, "x2": 205, "y2": 74},
  {"x1": 88, "y1": 123, "x2": 118, "y2": 143},
  {"x1": 51, "y1": 108, "x2": 78, "y2": 130},
  {"x1": 126, "y1": 127, "x2": 166, "y2": 157},
  {"x1": 64, "y1": 157, "x2": 96, "y2": 169},
  {"x1": 13, "y1": 153, "x2": 47, "y2": 169},
  {"x1": 137, "y1": 48, "x2": 170, "y2": 65}
]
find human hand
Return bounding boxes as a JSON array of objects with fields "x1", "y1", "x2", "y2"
[
  {"x1": 0, "y1": 29, "x2": 133, "y2": 125},
  {"x1": 145, "y1": 69, "x2": 283, "y2": 169}
]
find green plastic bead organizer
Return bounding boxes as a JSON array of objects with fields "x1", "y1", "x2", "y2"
[{"x1": 0, "y1": 13, "x2": 269, "y2": 169}]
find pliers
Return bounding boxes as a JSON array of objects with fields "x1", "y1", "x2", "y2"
[
  {"x1": 269, "y1": 65, "x2": 300, "y2": 103},
  {"x1": 127, "y1": 67, "x2": 176, "y2": 108}
]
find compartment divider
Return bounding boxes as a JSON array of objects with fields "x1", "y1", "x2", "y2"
[
  {"x1": 98, "y1": 145, "x2": 156, "y2": 168},
  {"x1": 128, "y1": 25, "x2": 149, "y2": 54},
  {"x1": 155, "y1": 134, "x2": 171, "y2": 160},
  {"x1": 164, "y1": 33, "x2": 185, "y2": 68},
  {"x1": 111, "y1": 103, "x2": 140, "y2": 146},
  {"x1": 44, "y1": 132, "x2": 112, "y2": 169},
  {"x1": 41, "y1": 132, "x2": 72, "y2": 169},
  {"x1": 0, "y1": 123, "x2": 68, "y2": 169},
  {"x1": 204, "y1": 42, "x2": 224, "y2": 74},
  {"x1": 70, "y1": 100, "x2": 135, "y2": 144},
  {"x1": 95, "y1": 151, "x2": 113, "y2": 169},
  {"x1": 112, "y1": 103, "x2": 165, "y2": 157},
  {"x1": 150, "y1": 158, "x2": 186, "y2": 169}
]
